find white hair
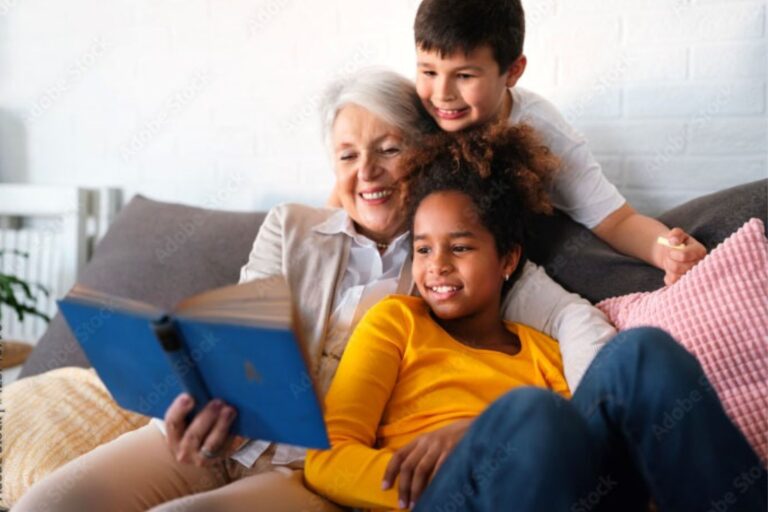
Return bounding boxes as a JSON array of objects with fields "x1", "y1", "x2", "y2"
[{"x1": 320, "y1": 68, "x2": 434, "y2": 151}]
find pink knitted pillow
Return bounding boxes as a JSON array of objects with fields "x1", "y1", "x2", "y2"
[{"x1": 597, "y1": 218, "x2": 768, "y2": 463}]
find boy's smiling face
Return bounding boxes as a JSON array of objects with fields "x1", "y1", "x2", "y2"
[
  {"x1": 412, "y1": 190, "x2": 520, "y2": 321},
  {"x1": 416, "y1": 45, "x2": 526, "y2": 132}
]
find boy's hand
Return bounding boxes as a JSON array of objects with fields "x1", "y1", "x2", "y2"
[
  {"x1": 381, "y1": 419, "x2": 473, "y2": 510},
  {"x1": 656, "y1": 228, "x2": 707, "y2": 286}
]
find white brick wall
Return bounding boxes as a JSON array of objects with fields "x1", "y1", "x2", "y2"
[
  {"x1": 525, "y1": 0, "x2": 768, "y2": 213},
  {"x1": 0, "y1": 0, "x2": 765, "y2": 215}
]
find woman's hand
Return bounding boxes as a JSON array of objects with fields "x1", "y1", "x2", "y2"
[
  {"x1": 164, "y1": 393, "x2": 245, "y2": 467},
  {"x1": 382, "y1": 419, "x2": 473, "y2": 509},
  {"x1": 657, "y1": 228, "x2": 707, "y2": 285}
]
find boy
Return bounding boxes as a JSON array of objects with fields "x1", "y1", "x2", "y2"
[{"x1": 413, "y1": 0, "x2": 706, "y2": 285}]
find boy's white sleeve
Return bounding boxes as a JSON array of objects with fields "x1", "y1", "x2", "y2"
[
  {"x1": 514, "y1": 90, "x2": 626, "y2": 229},
  {"x1": 501, "y1": 261, "x2": 616, "y2": 390},
  {"x1": 548, "y1": 134, "x2": 626, "y2": 229}
]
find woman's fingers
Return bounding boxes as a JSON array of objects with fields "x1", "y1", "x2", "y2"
[
  {"x1": 164, "y1": 393, "x2": 195, "y2": 451},
  {"x1": 197, "y1": 406, "x2": 238, "y2": 464},
  {"x1": 162, "y1": 395, "x2": 239, "y2": 467},
  {"x1": 176, "y1": 399, "x2": 225, "y2": 465}
]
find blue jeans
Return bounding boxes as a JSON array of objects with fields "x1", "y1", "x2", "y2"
[{"x1": 414, "y1": 327, "x2": 767, "y2": 512}]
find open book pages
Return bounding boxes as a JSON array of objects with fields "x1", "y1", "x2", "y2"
[
  {"x1": 67, "y1": 283, "x2": 163, "y2": 316},
  {"x1": 66, "y1": 276, "x2": 294, "y2": 330},
  {"x1": 174, "y1": 275, "x2": 293, "y2": 329}
]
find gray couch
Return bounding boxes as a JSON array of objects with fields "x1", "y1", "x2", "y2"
[{"x1": 20, "y1": 179, "x2": 768, "y2": 379}]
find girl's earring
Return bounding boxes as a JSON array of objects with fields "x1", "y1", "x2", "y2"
[{"x1": 504, "y1": 274, "x2": 510, "y2": 282}]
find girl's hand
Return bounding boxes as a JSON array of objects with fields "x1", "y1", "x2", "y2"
[
  {"x1": 381, "y1": 419, "x2": 473, "y2": 510},
  {"x1": 657, "y1": 228, "x2": 707, "y2": 286},
  {"x1": 164, "y1": 393, "x2": 244, "y2": 467}
]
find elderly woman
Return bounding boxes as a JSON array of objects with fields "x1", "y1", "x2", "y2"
[{"x1": 13, "y1": 69, "x2": 614, "y2": 511}]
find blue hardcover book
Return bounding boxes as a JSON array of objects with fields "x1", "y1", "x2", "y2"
[{"x1": 57, "y1": 276, "x2": 329, "y2": 449}]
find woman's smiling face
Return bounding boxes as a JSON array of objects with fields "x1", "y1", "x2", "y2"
[{"x1": 332, "y1": 104, "x2": 411, "y2": 243}]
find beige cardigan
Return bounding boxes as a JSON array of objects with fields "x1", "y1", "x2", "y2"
[
  {"x1": 240, "y1": 203, "x2": 615, "y2": 393},
  {"x1": 239, "y1": 203, "x2": 415, "y2": 396}
]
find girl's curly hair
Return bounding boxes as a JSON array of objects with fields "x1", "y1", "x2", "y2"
[{"x1": 402, "y1": 123, "x2": 559, "y2": 289}]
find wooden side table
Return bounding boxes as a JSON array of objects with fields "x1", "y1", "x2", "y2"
[{"x1": 1, "y1": 340, "x2": 33, "y2": 369}]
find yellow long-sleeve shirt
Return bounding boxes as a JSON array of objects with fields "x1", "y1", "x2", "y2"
[{"x1": 305, "y1": 295, "x2": 570, "y2": 510}]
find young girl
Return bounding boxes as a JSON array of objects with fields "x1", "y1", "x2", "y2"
[
  {"x1": 305, "y1": 125, "x2": 766, "y2": 512},
  {"x1": 305, "y1": 123, "x2": 568, "y2": 510}
]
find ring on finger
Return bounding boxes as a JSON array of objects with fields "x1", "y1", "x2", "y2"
[{"x1": 199, "y1": 446, "x2": 223, "y2": 460}]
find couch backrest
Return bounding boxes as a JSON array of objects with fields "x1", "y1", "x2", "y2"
[
  {"x1": 526, "y1": 179, "x2": 768, "y2": 303},
  {"x1": 20, "y1": 195, "x2": 266, "y2": 378}
]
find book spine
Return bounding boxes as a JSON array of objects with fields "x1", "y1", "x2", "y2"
[{"x1": 152, "y1": 315, "x2": 211, "y2": 417}]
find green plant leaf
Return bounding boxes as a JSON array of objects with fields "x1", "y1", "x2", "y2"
[
  {"x1": 0, "y1": 249, "x2": 30, "y2": 259},
  {"x1": 0, "y1": 270, "x2": 51, "y2": 324}
]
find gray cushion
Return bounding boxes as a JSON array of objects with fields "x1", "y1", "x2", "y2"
[
  {"x1": 527, "y1": 179, "x2": 768, "y2": 303},
  {"x1": 20, "y1": 195, "x2": 266, "y2": 379}
]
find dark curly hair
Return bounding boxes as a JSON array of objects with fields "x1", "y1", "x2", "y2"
[
  {"x1": 403, "y1": 123, "x2": 558, "y2": 292},
  {"x1": 415, "y1": 0, "x2": 526, "y2": 73}
]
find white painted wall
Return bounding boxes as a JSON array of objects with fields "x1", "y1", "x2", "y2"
[{"x1": 0, "y1": 0, "x2": 765, "y2": 215}]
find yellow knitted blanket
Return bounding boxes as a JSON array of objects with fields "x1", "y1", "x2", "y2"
[{"x1": 1, "y1": 367, "x2": 150, "y2": 507}]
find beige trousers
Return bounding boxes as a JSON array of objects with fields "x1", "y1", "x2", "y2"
[{"x1": 12, "y1": 423, "x2": 344, "y2": 512}]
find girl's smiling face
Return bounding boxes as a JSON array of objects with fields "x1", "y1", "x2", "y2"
[{"x1": 412, "y1": 190, "x2": 520, "y2": 321}]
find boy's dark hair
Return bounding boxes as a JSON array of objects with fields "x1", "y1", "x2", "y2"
[
  {"x1": 414, "y1": 0, "x2": 525, "y2": 73},
  {"x1": 403, "y1": 123, "x2": 557, "y2": 292}
]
